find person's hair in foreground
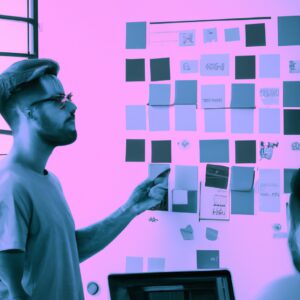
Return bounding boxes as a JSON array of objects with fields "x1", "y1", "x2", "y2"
[{"x1": 288, "y1": 169, "x2": 300, "y2": 272}]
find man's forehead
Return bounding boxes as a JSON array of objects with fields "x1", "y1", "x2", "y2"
[{"x1": 13, "y1": 74, "x2": 65, "y2": 106}]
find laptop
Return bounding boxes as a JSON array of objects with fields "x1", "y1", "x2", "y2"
[{"x1": 108, "y1": 269, "x2": 235, "y2": 300}]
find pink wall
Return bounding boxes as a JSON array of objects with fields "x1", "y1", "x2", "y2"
[{"x1": 38, "y1": 0, "x2": 300, "y2": 299}]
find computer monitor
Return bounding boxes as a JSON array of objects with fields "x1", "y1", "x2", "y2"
[{"x1": 108, "y1": 269, "x2": 235, "y2": 300}]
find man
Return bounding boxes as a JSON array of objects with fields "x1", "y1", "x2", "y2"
[
  {"x1": 255, "y1": 169, "x2": 300, "y2": 300},
  {"x1": 0, "y1": 59, "x2": 169, "y2": 300}
]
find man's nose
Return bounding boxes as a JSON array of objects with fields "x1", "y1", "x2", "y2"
[{"x1": 65, "y1": 101, "x2": 77, "y2": 112}]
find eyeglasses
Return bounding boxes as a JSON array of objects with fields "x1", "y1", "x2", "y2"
[{"x1": 30, "y1": 92, "x2": 73, "y2": 109}]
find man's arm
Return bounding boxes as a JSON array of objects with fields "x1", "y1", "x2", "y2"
[
  {"x1": 76, "y1": 175, "x2": 168, "y2": 263},
  {"x1": 0, "y1": 250, "x2": 29, "y2": 300}
]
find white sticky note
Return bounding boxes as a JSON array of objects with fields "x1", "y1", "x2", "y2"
[{"x1": 172, "y1": 189, "x2": 188, "y2": 205}]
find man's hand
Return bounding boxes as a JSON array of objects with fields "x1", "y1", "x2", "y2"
[{"x1": 124, "y1": 169, "x2": 170, "y2": 216}]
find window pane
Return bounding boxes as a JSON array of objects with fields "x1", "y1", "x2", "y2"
[
  {"x1": 0, "y1": 0, "x2": 28, "y2": 18},
  {"x1": 0, "y1": 56, "x2": 24, "y2": 72},
  {"x1": 0, "y1": 19, "x2": 28, "y2": 53}
]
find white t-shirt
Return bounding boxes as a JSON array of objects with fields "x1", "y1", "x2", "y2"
[{"x1": 0, "y1": 161, "x2": 84, "y2": 300}]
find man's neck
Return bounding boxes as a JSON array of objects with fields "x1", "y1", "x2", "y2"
[{"x1": 7, "y1": 136, "x2": 54, "y2": 175}]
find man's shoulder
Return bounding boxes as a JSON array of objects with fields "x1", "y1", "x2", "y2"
[{"x1": 0, "y1": 161, "x2": 28, "y2": 191}]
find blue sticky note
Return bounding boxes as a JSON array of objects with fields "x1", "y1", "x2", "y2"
[
  {"x1": 231, "y1": 166, "x2": 254, "y2": 191},
  {"x1": 231, "y1": 84, "x2": 255, "y2": 108},
  {"x1": 259, "y1": 169, "x2": 280, "y2": 212},
  {"x1": 199, "y1": 140, "x2": 229, "y2": 163},
  {"x1": 126, "y1": 105, "x2": 146, "y2": 130},
  {"x1": 225, "y1": 28, "x2": 240, "y2": 42},
  {"x1": 175, "y1": 105, "x2": 197, "y2": 131},
  {"x1": 197, "y1": 250, "x2": 220, "y2": 269},
  {"x1": 149, "y1": 84, "x2": 171, "y2": 106},
  {"x1": 278, "y1": 16, "x2": 300, "y2": 46},
  {"x1": 201, "y1": 84, "x2": 225, "y2": 108},
  {"x1": 200, "y1": 54, "x2": 230, "y2": 76},
  {"x1": 126, "y1": 22, "x2": 146, "y2": 49},
  {"x1": 148, "y1": 164, "x2": 170, "y2": 180},
  {"x1": 175, "y1": 80, "x2": 197, "y2": 105},
  {"x1": 284, "y1": 168, "x2": 297, "y2": 193},
  {"x1": 206, "y1": 227, "x2": 218, "y2": 241},
  {"x1": 204, "y1": 28, "x2": 217, "y2": 43},
  {"x1": 175, "y1": 165, "x2": 198, "y2": 190},
  {"x1": 231, "y1": 190, "x2": 254, "y2": 215},
  {"x1": 231, "y1": 109, "x2": 254, "y2": 133},
  {"x1": 148, "y1": 257, "x2": 165, "y2": 272},
  {"x1": 283, "y1": 81, "x2": 300, "y2": 107},
  {"x1": 259, "y1": 55, "x2": 280, "y2": 78},
  {"x1": 204, "y1": 109, "x2": 226, "y2": 132},
  {"x1": 260, "y1": 88, "x2": 280, "y2": 105},
  {"x1": 148, "y1": 107, "x2": 169, "y2": 131},
  {"x1": 181, "y1": 60, "x2": 198, "y2": 73},
  {"x1": 172, "y1": 191, "x2": 197, "y2": 213},
  {"x1": 179, "y1": 30, "x2": 196, "y2": 46},
  {"x1": 126, "y1": 256, "x2": 143, "y2": 272},
  {"x1": 259, "y1": 108, "x2": 280, "y2": 134}
]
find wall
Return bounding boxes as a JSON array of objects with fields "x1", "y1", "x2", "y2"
[{"x1": 36, "y1": 0, "x2": 300, "y2": 299}]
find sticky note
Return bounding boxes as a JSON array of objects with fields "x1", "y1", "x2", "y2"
[
  {"x1": 289, "y1": 60, "x2": 300, "y2": 73},
  {"x1": 150, "y1": 58, "x2": 170, "y2": 81},
  {"x1": 231, "y1": 109, "x2": 254, "y2": 133},
  {"x1": 179, "y1": 30, "x2": 196, "y2": 46},
  {"x1": 284, "y1": 110, "x2": 300, "y2": 135},
  {"x1": 197, "y1": 250, "x2": 220, "y2": 269},
  {"x1": 278, "y1": 16, "x2": 300, "y2": 46},
  {"x1": 181, "y1": 60, "x2": 198, "y2": 73},
  {"x1": 206, "y1": 228, "x2": 218, "y2": 241},
  {"x1": 126, "y1": 139, "x2": 145, "y2": 162},
  {"x1": 259, "y1": 55, "x2": 280, "y2": 78},
  {"x1": 175, "y1": 105, "x2": 197, "y2": 131},
  {"x1": 172, "y1": 191, "x2": 197, "y2": 213},
  {"x1": 175, "y1": 165, "x2": 198, "y2": 190},
  {"x1": 125, "y1": 105, "x2": 146, "y2": 130},
  {"x1": 148, "y1": 164, "x2": 170, "y2": 180},
  {"x1": 283, "y1": 81, "x2": 300, "y2": 107},
  {"x1": 230, "y1": 166, "x2": 254, "y2": 191},
  {"x1": 203, "y1": 28, "x2": 217, "y2": 43},
  {"x1": 126, "y1": 22, "x2": 146, "y2": 49},
  {"x1": 235, "y1": 140, "x2": 256, "y2": 164},
  {"x1": 199, "y1": 140, "x2": 229, "y2": 163},
  {"x1": 225, "y1": 28, "x2": 240, "y2": 42},
  {"x1": 259, "y1": 108, "x2": 280, "y2": 134},
  {"x1": 260, "y1": 88, "x2": 279, "y2": 105},
  {"x1": 231, "y1": 190, "x2": 254, "y2": 215},
  {"x1": 148, "y1": 107, "x2": 169, "y2": 131},
  {"x1": 126, "y1": 59, "x2": 145, "y2": 81},
  {"x1": 175, "y1": 80, "x2": 197, "y2": 105},
  {"x1": 180, "y1": 225, "x2": 194, "y2": 240},
  {"x1": 231, "y1": 84, "x2": 255, "y2": 108},
  {"x1": 172, "y1": 189, "x2": 188, "y2": 205},
  {"x1": 245, "y1": 23, "x2": 266, "y2": 47},
  {"x1": 284, "y1": 168, "x2": 297, "y2": 193},
  {"x1": 126, "y1": 256, "x2": 143, "y2": 273},
  {"x1": 149, "y1": 84, "x2": 171, "y2": 106},
  {"x1": 259, "y1": 169, "x2": 280, "y2": 212},
  {"x1": 151, "y1": 140, "x2": 171, "y2": 163},
  {"x1": 201, "y1": 84, "x2": 225, "y2": 108},
  {"x1": 205, "y1": 164, "x2": 229, "y2": 189},
  {"x1": 148, "y1": 257, "x2": 165, "y2": 272},
  {"x1": 200, "y1": 54, "x2": 230, "y2": 76},
  {"x1": 235, "y1": 56, "x2": 256, "y2": 79},
  {"x1": 204, "y1": 109, "x2": 226, "y2": 132}
]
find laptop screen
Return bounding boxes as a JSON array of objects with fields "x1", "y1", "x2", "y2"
[{"x1": 108, "y1": 270, "x2": 235, "y2": 300}]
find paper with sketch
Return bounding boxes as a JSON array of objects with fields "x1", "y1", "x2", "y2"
[{"x1": 199, "y1": 183, "x2": 230, "y2": 220}]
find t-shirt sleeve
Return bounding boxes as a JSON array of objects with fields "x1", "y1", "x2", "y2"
[{"x1": 0, "y1": 176, "x2": 31, "y2": 251}]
